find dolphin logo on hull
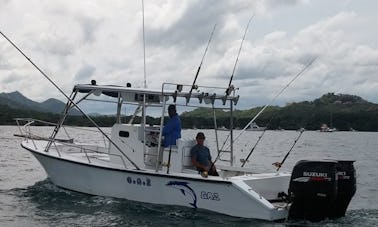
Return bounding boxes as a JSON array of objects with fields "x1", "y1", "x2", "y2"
[{"x1": 166, "y1": 181, "x2": 197, "y2": 208}]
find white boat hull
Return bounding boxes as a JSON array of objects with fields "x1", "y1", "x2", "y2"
[{"x1": 22, "y1": 141, "x2": 289, "y2": 221}]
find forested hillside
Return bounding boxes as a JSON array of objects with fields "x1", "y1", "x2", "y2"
[{"x1": 1, "y1": 92, "x2": 378, "y2": 131}]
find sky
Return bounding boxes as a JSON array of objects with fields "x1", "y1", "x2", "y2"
[{"x1": 1, "y1": 0, "x2": 378, "y2": 113}]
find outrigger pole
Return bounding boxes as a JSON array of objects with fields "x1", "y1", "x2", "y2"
[
  {"x1": 0, "y1": 30, "x2": 141, "y2": 170},
  {"x1": 141, "y1": 0, "x2": 148, "y2": 165},
  {"x1": 216, "y1": 57, "x2": 318, "y2": 165},
  {"x1": 186, "y1": 24, "x2": 217, "y2": 104},
  {"x1": 142, "y1": 0, "x2": 147, "y2": 89},
  {"x1": 226, "y1": 14, "x2": 254, "y2": 95},
  {"x1": 229, "y1": 57, "x2": 318, "y2": 147}
]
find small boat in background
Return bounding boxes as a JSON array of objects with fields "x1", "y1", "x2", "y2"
[
  {"x1": 320, "y1": 123, "x2": 337, "y2": 132},
  {"x1": 320, "y1": 112, "x2": 337, "y2": 132},
  {"x1": 246, "y1": 122, "x2": 266, "y2": 131}
]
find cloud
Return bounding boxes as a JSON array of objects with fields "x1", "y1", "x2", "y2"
[
  {"x1": 203, "y1": 10, "x2": 378, "y2": 108},
  {"x1": 0, "y1": 0, "x2": 377, "y2": 111},
  {"x1": 74, "y1": 64, "x2": 96, "y2": 82},
  {"x1": 1, "y1": 72, "x2": 22, "y2": 83},
  {"x1": 0, "y1": 54, "x2": 9, "y2": 70},
  {"x1": 145, "y1": 0, "x2": 233, "y2": 48},
  {"x1": 0, "y1": 0, "x2": 10, "y2": 6}
]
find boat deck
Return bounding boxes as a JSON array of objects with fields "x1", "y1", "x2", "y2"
[
  {"x1": 20, "y1": 138, "x2": 291, "y2": 220},
  {"x1": 21, "y1": 139, "x2": 290, "y2": 182}
]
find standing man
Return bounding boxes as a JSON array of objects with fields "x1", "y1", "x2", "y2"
[
  {"x1": 162, "y1": 104, "x2": 181, "y2": 147},
  {"x1": 191, "y1": 132, "x2": 218, "y2": 176}
]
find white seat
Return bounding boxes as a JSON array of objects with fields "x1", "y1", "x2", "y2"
[{"x1": 177, "y1": 138, "x2": 196, "y2": 171}]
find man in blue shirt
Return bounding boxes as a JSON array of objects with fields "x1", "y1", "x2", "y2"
[
  {"x1": 162, "y1": 104, "x2": 181, "y2": 147},
  {"x1": 191, "y1": 132, "x2": 218, "y2": 176}
]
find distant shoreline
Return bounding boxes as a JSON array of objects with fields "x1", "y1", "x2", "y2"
[{"x1": 1, "y1": 92, "x2": 378, "y2": 131}]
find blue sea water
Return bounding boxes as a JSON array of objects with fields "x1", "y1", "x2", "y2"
[{"x1": 1, "y1": 125, "x2": 377, "y2": 226}]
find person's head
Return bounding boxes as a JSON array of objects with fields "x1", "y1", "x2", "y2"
[
  {"x1": 196, "y1": 132, "x2": 205, "y2": 146},
  {"x1": 168, "y1": 104, "x2": 177, "y2": 117}
]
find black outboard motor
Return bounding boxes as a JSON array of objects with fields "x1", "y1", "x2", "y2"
[
  {"x1": 288, "y1": 160, "x2": 356, "y2": 221},
  {"x1": 330, "y1": 161, "x2": 356, "y2": 218}
]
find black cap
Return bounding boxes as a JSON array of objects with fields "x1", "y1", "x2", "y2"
[
  {"x1": 168, "y1": 104, "x2": 176, "y2": 111},
  {"x1": 196, "y1": 132, "x2": 205, "y2": 139}
]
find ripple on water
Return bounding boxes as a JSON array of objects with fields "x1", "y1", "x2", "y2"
[{"x1": 1, "y1": 179, "x2": 377, "y2": 226}]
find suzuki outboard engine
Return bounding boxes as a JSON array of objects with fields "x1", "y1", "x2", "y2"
[
  {"x1": 288, "y1": 160, "x2": 356, "y2": 221},
  {"x1": 330, "y1": 160, "x2": 357, "y2": 218}
]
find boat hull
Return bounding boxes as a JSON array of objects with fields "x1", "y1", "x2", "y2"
[{"x1": 22, "y1": 142, "x2": 288, "y2": 221}]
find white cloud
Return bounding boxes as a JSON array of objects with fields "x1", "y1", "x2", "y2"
[{"x1": 0, "y1": 0, "x2": 377, "y2": 112}]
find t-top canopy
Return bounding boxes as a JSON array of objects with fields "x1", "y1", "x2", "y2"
[{"x1": 73, "y1": 83, "x2": 239, "y2": 105}]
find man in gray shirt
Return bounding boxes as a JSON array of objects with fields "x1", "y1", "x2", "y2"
[{"x1": 191, "y1": 132, "x2": 218, "y2": 176}]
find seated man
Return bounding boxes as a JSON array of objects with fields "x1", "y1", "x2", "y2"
[{"x1": 190, "y1": 132, "x2": 218, "y2": 176}]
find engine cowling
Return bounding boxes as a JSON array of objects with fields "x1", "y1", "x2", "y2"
[{"x1": 288, "y1": 160, "x2": 356, "y2": 221}]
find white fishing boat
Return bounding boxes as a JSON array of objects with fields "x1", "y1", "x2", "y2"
[
  {"x1": 2, "y1": 12, "x2": 355, "y2": 220},
  {"x1": 15, "y1": 82, "x2": 356, "y2": 221}
]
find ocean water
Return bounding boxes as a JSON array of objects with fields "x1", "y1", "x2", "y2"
[{"x1": 0, "y1": 125, "x2": 377, "y2": 226}]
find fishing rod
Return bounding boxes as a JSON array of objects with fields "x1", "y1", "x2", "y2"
[
  {"x1": 243, "y1": 105, "x2": 312, "y2": 169},
  {"x1": 240, "y1": 129, "x2": 267, "y2": 167},
  {"x1": 226, "y1": 14, "x2": 254, "y2": 95},
  {"x1": 208, "y1": 14, "x2": 255, "y2": 167},
  {"x1": 213, "y1": 57, "x2": 318, "y2": 166},
  {"x1": 240, "y1": 109, "x2": 279, "y2": 167},
  {"x1": 274, "y1": 128, "x2": 305, "y2": 171},
  {"x1": 166, "y1": 145, "x2": 172, "y2": 174},
  {"x1": 0, "y1": 30, "x2": 141, "y2": 170},
  {"x1": 187, "y1": 24, "x2": 217, "y2": 104},
  {"x1": 223, "y1": 57, "x2": 318, "y2": 151}
]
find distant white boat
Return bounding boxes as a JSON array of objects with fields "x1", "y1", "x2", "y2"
[
  {"x1": 320, "y1": 112, "x2": 337, "y2": 132},
  {"x1": 246, "y1": 122, "x2": 266, "y2": 131},
  {"x1": 320, "y1": 123, "x2": 337, "y2": 132}
]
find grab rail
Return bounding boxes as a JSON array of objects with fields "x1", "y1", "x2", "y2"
[{"x1": 15, "y1": 118, "x2": 128, "y2": 169}]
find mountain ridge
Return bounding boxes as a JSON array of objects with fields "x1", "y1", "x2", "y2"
[{"x1": 0, "y1": 91, "x2": 80, "y2": 115}]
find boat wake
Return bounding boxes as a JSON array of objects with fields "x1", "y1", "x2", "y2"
[{"x1": 0, "y1": 179, "x2": 374, "y2": 226}]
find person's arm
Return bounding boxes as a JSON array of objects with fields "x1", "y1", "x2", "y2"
[{"x1": 162, "y1": 118, "x2": 173, "y2": 136}]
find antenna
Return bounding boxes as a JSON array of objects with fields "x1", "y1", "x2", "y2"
[
  {"x1": 142, "y1": 0, "x2": 147, "y2": 88},
  {"x1": 226, "y1": 14, "x2": 254, "y2": 95},
  {"x1": 187, "y1": 24, "x2": 217, "y2": 104}
]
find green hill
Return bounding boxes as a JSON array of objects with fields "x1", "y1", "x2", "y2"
[
  {"x1": 1, "y1": 91, "x2": 378, "y2": 131},
  {"x1": 181, "y1": 93, "x2": 378, "y2": 131}
]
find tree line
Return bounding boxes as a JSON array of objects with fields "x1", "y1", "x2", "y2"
[{"x1": 1, "y1": 93, "x2": 378, "y2": 131}]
